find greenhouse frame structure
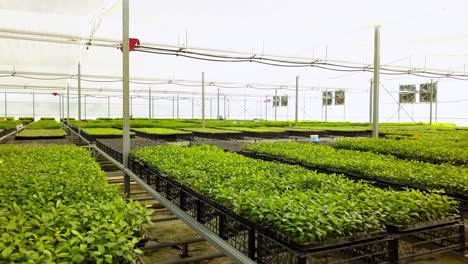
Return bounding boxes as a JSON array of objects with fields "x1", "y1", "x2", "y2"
[{"x1": 1, "y1": 1, "x2": 467, "y2": 263}]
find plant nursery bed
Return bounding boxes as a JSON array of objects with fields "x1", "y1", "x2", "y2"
[
  {"x1": 132, "y1": 129, "x2": 193, "y2": 141},
  {"x1": 0, "y1": 127, "x2": 16, "y2": 138},
  {"x1": 15, "y1": 135, "x2": 66, "y2": 140},
  {"x1": 241, "y1": 131, "x2": 290, "y2": 138},
  {"x1": 287, "y1": 129, "x2": 371, "y2": 137},
  {"x1": 81, "y1": 131, "x2": 136, "y2": 142},
  {"x1": 192, "y1": 131, "x2": 245, "y2": 140},
  {"x1": 385, "y1": 217, "x2": 461, "y2": 234},
  {"x1": 126, "y1": 156, "x2": 392, "y2": 264},
  {"x1": 236, "y1": 150, "x2": 468, "y2": 213},
  {"x1": 96, "y1": 143, "x2": 465, "y2": 264}
]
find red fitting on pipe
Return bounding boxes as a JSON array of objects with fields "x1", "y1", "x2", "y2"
[{"x1": 120, "y1": 38, "x2": 140, "y2": 52}]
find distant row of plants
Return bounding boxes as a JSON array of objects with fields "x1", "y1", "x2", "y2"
[
  {"x1": 132, "y1": 127, "x2": 191, "y2": 135},
  {"x1": 181, "y1": 127, "x2": 241, "y2": 134},
  {"x1": 27, "y1": 120, "x2": 62, "y2": 130},
  {"x1": 16, "y1": 129, "x2": 67, "y2": 138},
  {"x1": 132, "y1": 145, "x2": 457, "y2": 244},
  {"x1": 219, "y1": 127, "x2": 288, "y2": 133},
  {"x1": 245, "y1": 142, "x2": 468, "y2": 197},
  {"x1": 0, "y1": 145, "x2": 148, "y2": 263},
  {"x1": 334, "y1": 138, "x2": 467, "y2": 166},
  {"x1": 82, "y1": 128, "x2": 135, "y2": 136}
]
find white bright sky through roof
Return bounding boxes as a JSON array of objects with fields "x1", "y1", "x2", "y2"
[{"x1": 0, "y1": 0, "x2": 467, "y2": 124}]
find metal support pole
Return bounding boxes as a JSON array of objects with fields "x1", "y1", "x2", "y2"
[
  {"x1": 265, "y1": 96, "x2": 268, "y2": 120},
  {"x1": 84, "y1": 95, "x2": 87, "y2": 120},
  {"x1": 217, "y1": 88, "x2": 220, "y2": 119},
  {"x1": 210, "y1": 98, "x2": 213, "y2": 119},
  {"x1": 191, "y1": 96, "x2": 194, "y2": 119},
  {"x1": 274, "y1": 89, "x2": 278, "y2": 121},
  {"x1": 32, "y1": 92, "x2": 35, "y2": 120},
  {"x1": 176, "y1": 94, "x2": 179, "y2": 119},
  {"x1": 122, "y1": 0, "x2": 131, "y2": 196},
  {"x1": 369, "y1": 79, "x2": 373, "y2": 124},
  {"x1": 78, "y1": 63, "x2": 81, "y2": 134},
  {"x1": 223, "y1": 95, "x2": 227, "y2": 119},
  {"x1": 435, "y1": 101, "x2": 438, "y2": 123},
  {"x1": 295, "y1": 76, "x2": 299, "y2": 125},
  {"x1": 303, "y1": 91, "x2": 306, "y2": 121},
  {"x1": 172, "y1": 96, "x2": 175, "y2": 118},
  {"x1": 58, "y1": 94, "x2": 62, "y2": 121},
  {"x1": 201, "y1": 72, "x2": 205, "y2": 127},
  {"x1": 108, "y1": 96, "x2": 110, "y2": 118},
  {"x1": 4, "y1": 91, "x2": 6, "y2": 118},
  {"x1": 66, "y1": 84, "x2": 69, "y2": 125},
  {"x1": 243, "y1": 95, "x2": 246, "y2": 120},
  {"x1": 429, "y1": 79, "x2": 433, "y2": 125},
  {"x1": 148, "y1": 87, "x2": 152, "y2": 119},
  {"x1": 325, "y1": 90, "x2": 328, "y2": 122},
  {"x1": 372, "y1": 26, "x2": 380, "y2": 138},
  {"x1": 343, "y1": 102, "x2": 346, "y2": 121},
  {"x1": 61, "y1": 92, "x2": 64, "y2": 120},
  {"x1": 397, "y1": 102, "x2": 401, "y2": 123}
]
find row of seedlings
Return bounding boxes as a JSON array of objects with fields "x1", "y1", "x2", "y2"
[
  {"x1": 111, "y1": 144, "x2": 462, "y2": 264},
  {"x1": 0, "y1": 144, "x2": 149, "y2": 263},
  {"x1": 242, "y1": 142, "x2": 468, "y2": 205},
  {"x1": 15, "y1": 118, "x2": 67, "y2": 140},
  {"x1": 242, "y1": 142, "x2": 466, "y2": 260}
]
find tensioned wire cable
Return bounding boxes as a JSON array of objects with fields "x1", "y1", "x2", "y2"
[{"x1": 135, "y1": 46, "x2": 468, "y2": 80}]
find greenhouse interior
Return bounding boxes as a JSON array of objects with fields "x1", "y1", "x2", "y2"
[{"x1": 0, "y1": 1, "x2": 467, "y2": 264}]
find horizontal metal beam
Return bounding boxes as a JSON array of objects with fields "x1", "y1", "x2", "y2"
[
  {"x1": 0, "y1": 27, "x2": 464, "y2": 76},
  {"x1": 0, "y1": 69, "x2": 356, "y2": 91},
  {"x1": 0, "y1": 83, "x2": 284, "y2": 97},
  {"x1": 91, "y1": 145, "x2": 256, "y2": 264}
]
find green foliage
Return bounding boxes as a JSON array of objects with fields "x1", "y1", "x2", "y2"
[
  {"x1": 132, "y1": 145, "x2": 457, "y2": 244},
  {"x1": 334, "y1": 138, "x2": 467, "y2": 166},
  {"x1": 40, "y1": 117, "x2": 55, "y2": 121},
  {"x1": 16, "y1": 129, "x2": 66, "y2": 138},
  {"x1": 245, "y1": 142, "x2": 468, "y2": 196},
  {"x1": 70, "y1": 120, "x2": 116, "y2": 128},
  {"x1": 132, "y1": 128, "x2": 192, "y2": 135},
  {"x1": 217, "y1": 127, "x2": 288, "y2": 132},
  {"x1": 27, "y1": 120, "x2": 62, "y2": 130},
  {"x1": 82, "y1": 128, "x2": 135, "y2": 136},
  {"x1": 181, "y1": 127, "x2": 242, "y2": 134},
  {"x1": 0, "y1": 121, "x2": 17, "y2": 130},
  {"x1": 19, "y1": 117, "x2": 34, "y2": 121},
  {"x1": 0, "y1": 145, "x2": 149, "y2": 263}
]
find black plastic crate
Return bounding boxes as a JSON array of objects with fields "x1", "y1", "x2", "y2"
[
  {"x1": 257, "y1": 232, "x2": 392, "y2": 264},
  {"x1": 392, "y1": 223, "x2": 465, "y2": 261}
]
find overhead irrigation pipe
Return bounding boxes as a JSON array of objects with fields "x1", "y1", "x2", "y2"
[
  {"x1": 1, "y1": 27, "x2": 467, "y2": 80},
  {"x1": 0, "y1": 69, "x2": 355, "y2": 91},
  {"x1": 0, "y1": 83, "x2": 277, "y2": 99},
  {"x1": 134, "y1": 46, "x2": 468, "y2": 80}
]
